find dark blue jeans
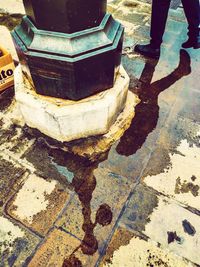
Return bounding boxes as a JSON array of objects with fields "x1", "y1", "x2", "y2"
[{"x1": 150, "y1": 0, "x2": 200, "y2": 47}]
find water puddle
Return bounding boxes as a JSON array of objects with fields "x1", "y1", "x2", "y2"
[{"x1": 117, "y1": 49, "x2": 191, "y2": 156}]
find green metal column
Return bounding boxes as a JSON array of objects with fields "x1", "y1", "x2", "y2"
[
  {"x1": 23, "y1": 0, "x2": 107, "y2": 33},
  {"x1": 12, "y1": 0, "x2": 124, "y2": 100}
]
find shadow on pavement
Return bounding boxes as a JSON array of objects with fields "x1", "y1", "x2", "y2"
[{"x1": 116, "y1": 49, "x2": 191, "y2": 156}]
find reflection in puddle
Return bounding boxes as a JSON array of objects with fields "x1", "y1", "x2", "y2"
[
  {"x1": 50, "y1": 158, "x2": 75, "y2": 183},
  {"x1": 47, "y1": 149, "x2": 113, "y2": 266},
  {"x1": 117, "y1": 49, "x2": 191, "y2": 156}
]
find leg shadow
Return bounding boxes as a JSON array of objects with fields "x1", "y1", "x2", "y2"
[{"x1": 116, "y1": 49, "x2": 191, "y2": 156}]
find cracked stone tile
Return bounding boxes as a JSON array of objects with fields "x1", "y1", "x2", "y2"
[
  {"x1": 56, "y1": 167, "x2": 131, "y2": 257},
  {"x1": 0, "y1": 215, "x2": 40, "y2": 266},
  {"x1": 0, "y1": 156, "x2": 25, "y2": 210},
  {"x1": 99, "y1": 227, "x2": 194, "y2": 267},
  {"x1": 142, "y1": 116, "x2": 200, "y2": 210},
  {"x1": 28, "y1": 228, "x2": 99, "y2": 267},
  {"x1": 6, "y1": 174, "x2": 71, "y2": 236}
]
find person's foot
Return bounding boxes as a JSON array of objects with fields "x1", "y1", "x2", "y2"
[
  {"x1": 134, "y1": 44, "x2": 160, "y2": 59},
  {"x1": 182, "y1": 37, "x2": 200, "y2": 49}
]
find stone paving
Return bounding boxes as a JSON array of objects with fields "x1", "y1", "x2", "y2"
[{"x1": 0, "y1": 0, "x2": 200, "y2": 266}]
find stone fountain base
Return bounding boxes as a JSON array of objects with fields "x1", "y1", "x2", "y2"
[{"x1": 14, "y1": 64, "x2": 140, "y2": 159}]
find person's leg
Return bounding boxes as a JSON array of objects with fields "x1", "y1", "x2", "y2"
[
  {"x1": 134, "y1": 0, "x2": 171, "y2": 58},
  {"x1": 150, "y1": 0, "x2": 171, "y2": 47},
  {"x1": 181, "y1": 0, "x2": 200, "y2": 48}
]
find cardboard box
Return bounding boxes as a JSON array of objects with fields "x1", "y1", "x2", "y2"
[{"x1": 0, "y1": 46, "x2": 15, "y2": 92}]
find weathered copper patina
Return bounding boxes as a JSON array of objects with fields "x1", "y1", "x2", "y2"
[{"x1": 12, "y1": 0, "x2": 124, "y2": 100}]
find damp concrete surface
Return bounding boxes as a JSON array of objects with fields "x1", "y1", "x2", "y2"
[{"x1": 0, "y1": 0, "x2": 200, "y2": 266}]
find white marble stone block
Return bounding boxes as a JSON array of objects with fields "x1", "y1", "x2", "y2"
[{"x1": 15, "y1": 65, "x2": 131, "y2": 142}]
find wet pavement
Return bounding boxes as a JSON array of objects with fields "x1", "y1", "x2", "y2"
[{"x1": 0, "y1": 0, "x2": 200, "y2": 266}]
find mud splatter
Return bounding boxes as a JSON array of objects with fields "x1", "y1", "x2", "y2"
[
  {"x1": 175, "y1": 177, "x2": 199, "y2": 197},
  {"x1": 191, "y1": 175, "x2": 197, "y2": 182},
  {"x1": 167, "y1": 231, "x2": 181, "y2": 244}
]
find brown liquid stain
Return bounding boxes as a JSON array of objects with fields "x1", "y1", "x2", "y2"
[{"x1": 44, "y1": 149, "x2": 112, "y2": 266}]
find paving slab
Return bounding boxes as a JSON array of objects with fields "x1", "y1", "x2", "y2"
[
  {"x1": 6, "y1": 174, "x2": 71, "y2": 236},
  {"x1": 142, "y1": 115, "x2": 200, "y2": 211},
  {"x1": 0, "y1": 155, "x2": 25, "y2": 210},
  {"x1": 99, "y1": 48, "x2": 188, "y2": 180},
  {"x1": 23, "y1": 141, "x2": 76, "y2": 190},
  {"x1": 172, "y1": 84, "x2": 200, "y2": 123},
  {"x1": 99, "y1": 227, "x2": 194, "y2": 267},
  {"x1": 28, "y1": 228, "x2": 99, "y2": 267},
  {"x1": 56, "y1": 167, "x2": 131, "y2": 256},
  {"x1": 119, "y1": 184, "x2": 200, "y2": 265},
  {"x1": 0, "y1": 215, "x2": 40, "y2": 266},
  {"x1": 119, "y1": 184, "x2": 159, "y2": 234},
  {"x1": 143, "y1": 197, "x2": 200, "y2": 265},
  {"x1": 0, "y1": 121, "x2": 35, "y2": 159}
]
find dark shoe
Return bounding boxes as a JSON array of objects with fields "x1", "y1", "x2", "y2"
[
  {"x1": 134, "y1": 44, "x2": 160, "y2": 59},
  {"x1": 182, "y1": 37, "x2": 200, "y2": 49}
]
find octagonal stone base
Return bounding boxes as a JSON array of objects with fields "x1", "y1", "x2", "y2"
[{"x1": 15, "y1": 65, "x2": 131, "y2": 142}]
